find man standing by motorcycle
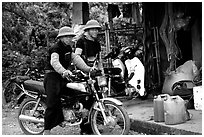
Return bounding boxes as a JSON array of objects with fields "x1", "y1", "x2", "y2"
[
  {"x1": 43, "y1": 26, "x2": 94, "y2": 135},
  {"x1": 75, "y1": 19, "x2": 102, "y2": 67}
]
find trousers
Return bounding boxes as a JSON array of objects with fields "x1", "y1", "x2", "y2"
[
  {"x1": 43, "y1": 72, "x2": 66, "y2": 130},
  {"x1": 43, "y1": 72, "x2": 94, "y2": 134}
]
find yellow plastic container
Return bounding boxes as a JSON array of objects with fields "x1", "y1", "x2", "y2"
[
  {"x1": 164, "y1": 95, "x2": 187, "y2": 125},
  {"x1": 153, "y1": 94, "x2": 169, "y2": 122}
]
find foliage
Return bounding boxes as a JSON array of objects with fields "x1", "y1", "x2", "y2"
[
  {"x1": 89, "y1": 2, "x2": 108, "y2": 24},
  {"x1": 2, "y1": 2, "x2": 73, "y2": 82}
]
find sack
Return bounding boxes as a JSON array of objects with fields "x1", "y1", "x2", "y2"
[{"x1": 162, "y1": 60, "x2": 198, "y2": 95}]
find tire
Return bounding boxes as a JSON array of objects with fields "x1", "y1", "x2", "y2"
[
  {"x1": 18, "y1": 98, "x2": 46, "y2": 135},
  {"x1": 90, "y1": 101, "x2": 130, "y2": 135}
]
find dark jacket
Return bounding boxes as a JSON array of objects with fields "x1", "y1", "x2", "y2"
[
  {"x1": 45, "y1": 40, "x2": 72, "y2": 71},
  {"x1": 75, "y1": 36, "x2": 101, "y2": 59}
]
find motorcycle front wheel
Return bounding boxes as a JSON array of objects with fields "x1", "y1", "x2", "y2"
[
  {"x1": 18, "y1": 98, "x2": 46, "y2": 135},
  {"x1": 90, "y1": 101, "x2": 130, "y2": 135}
]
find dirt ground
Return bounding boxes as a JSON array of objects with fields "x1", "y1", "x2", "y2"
[
  {"x1": 1, "y1": 107, "x2": 82, "y2": 135},
  {"x1": 2, "y1": 107, "x2": 139, "y2": 135}
]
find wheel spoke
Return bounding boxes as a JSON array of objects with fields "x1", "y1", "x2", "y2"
[
  {"x1": 18, "y1": 99, "x2": 46, "y2": 135},
  {"x1": 91, "y1": 102, "x2": 130, "y2": 135}
]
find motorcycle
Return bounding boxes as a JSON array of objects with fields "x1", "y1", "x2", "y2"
[
  {"x1": 14, "y1": 59, "x2": 130, "y2": 135},
  {"x1": 103, "y1": 46, "x2": 146, "y2": 99}
]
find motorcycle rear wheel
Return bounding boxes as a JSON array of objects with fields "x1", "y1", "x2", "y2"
[
  {"x1": 90, "y1": 101, "x2": 130, "y2": 135},
  {"x1": 18, "y1": 98, "x2": 46, "y2": 135}
]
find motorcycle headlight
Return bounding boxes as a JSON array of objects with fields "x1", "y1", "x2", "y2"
[{"x1": 96, "y1": 76, "x2": 107, "y2": 87}]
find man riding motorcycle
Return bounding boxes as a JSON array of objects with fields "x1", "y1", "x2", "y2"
[
  {"x1": 43, "y1": 26, "x2": 95, "y2": 135},
  {"x1": 75, "y1": 19, "x2": 102, "y2": 67}
]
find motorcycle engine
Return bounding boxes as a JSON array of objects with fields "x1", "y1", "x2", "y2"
[
  {"x1": 63, "y1": 109, "x2": 76, "y2": 123},
  {"x1": 63, "y1": 103, "x2": 89, "y2": 123}
]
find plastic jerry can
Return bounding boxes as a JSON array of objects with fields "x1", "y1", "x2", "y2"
[
  {"x1": 164, "y1": 95, "x2": 186, "y2": 125},
  {"x1": 153, "y1": 94, "x2": 169, "y2": 122}
]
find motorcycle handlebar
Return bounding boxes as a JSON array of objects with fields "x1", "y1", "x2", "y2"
[{"x1": 64, "y1": 68, "x2": 102, "y2": 82}]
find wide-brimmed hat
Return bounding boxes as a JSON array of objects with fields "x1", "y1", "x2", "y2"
[
  {"x1": 57, "y1": 26, "x2": 76, "y2": 39},
  {"x1": 83, "y1": 20, "x2": 101, "y2": 31}
]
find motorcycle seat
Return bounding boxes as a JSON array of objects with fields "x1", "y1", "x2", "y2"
[
  {"x1": 104, "y1": 68, "x2": 121, "y2": 75},
  {"x1": 24, "y1": 80, "x2": 45, "y2": 94}
]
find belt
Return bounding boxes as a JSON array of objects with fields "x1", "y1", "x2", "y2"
[{"x1": 45, "y1": 70, "x2": 56, "y2": 73}]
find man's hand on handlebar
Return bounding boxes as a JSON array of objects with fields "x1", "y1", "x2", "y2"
[
  {"x1": 90, "y1": 67, "x2": 102, "y2": 77},
  {"x1": 62, "y1": 70, "x2": 73, "y2": 78}
]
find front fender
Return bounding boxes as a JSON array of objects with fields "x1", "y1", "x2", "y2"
[
  {"x1": 92, "y1": 98, "x2": 123, "y2": 110},
  {"x1": 101, "y1": 97, "x2": 123, "y2": 106}
]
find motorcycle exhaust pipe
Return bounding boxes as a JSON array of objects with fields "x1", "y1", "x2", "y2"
[{"x1": 19, "y1": 114, "x2": 44, "y2": 123}]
